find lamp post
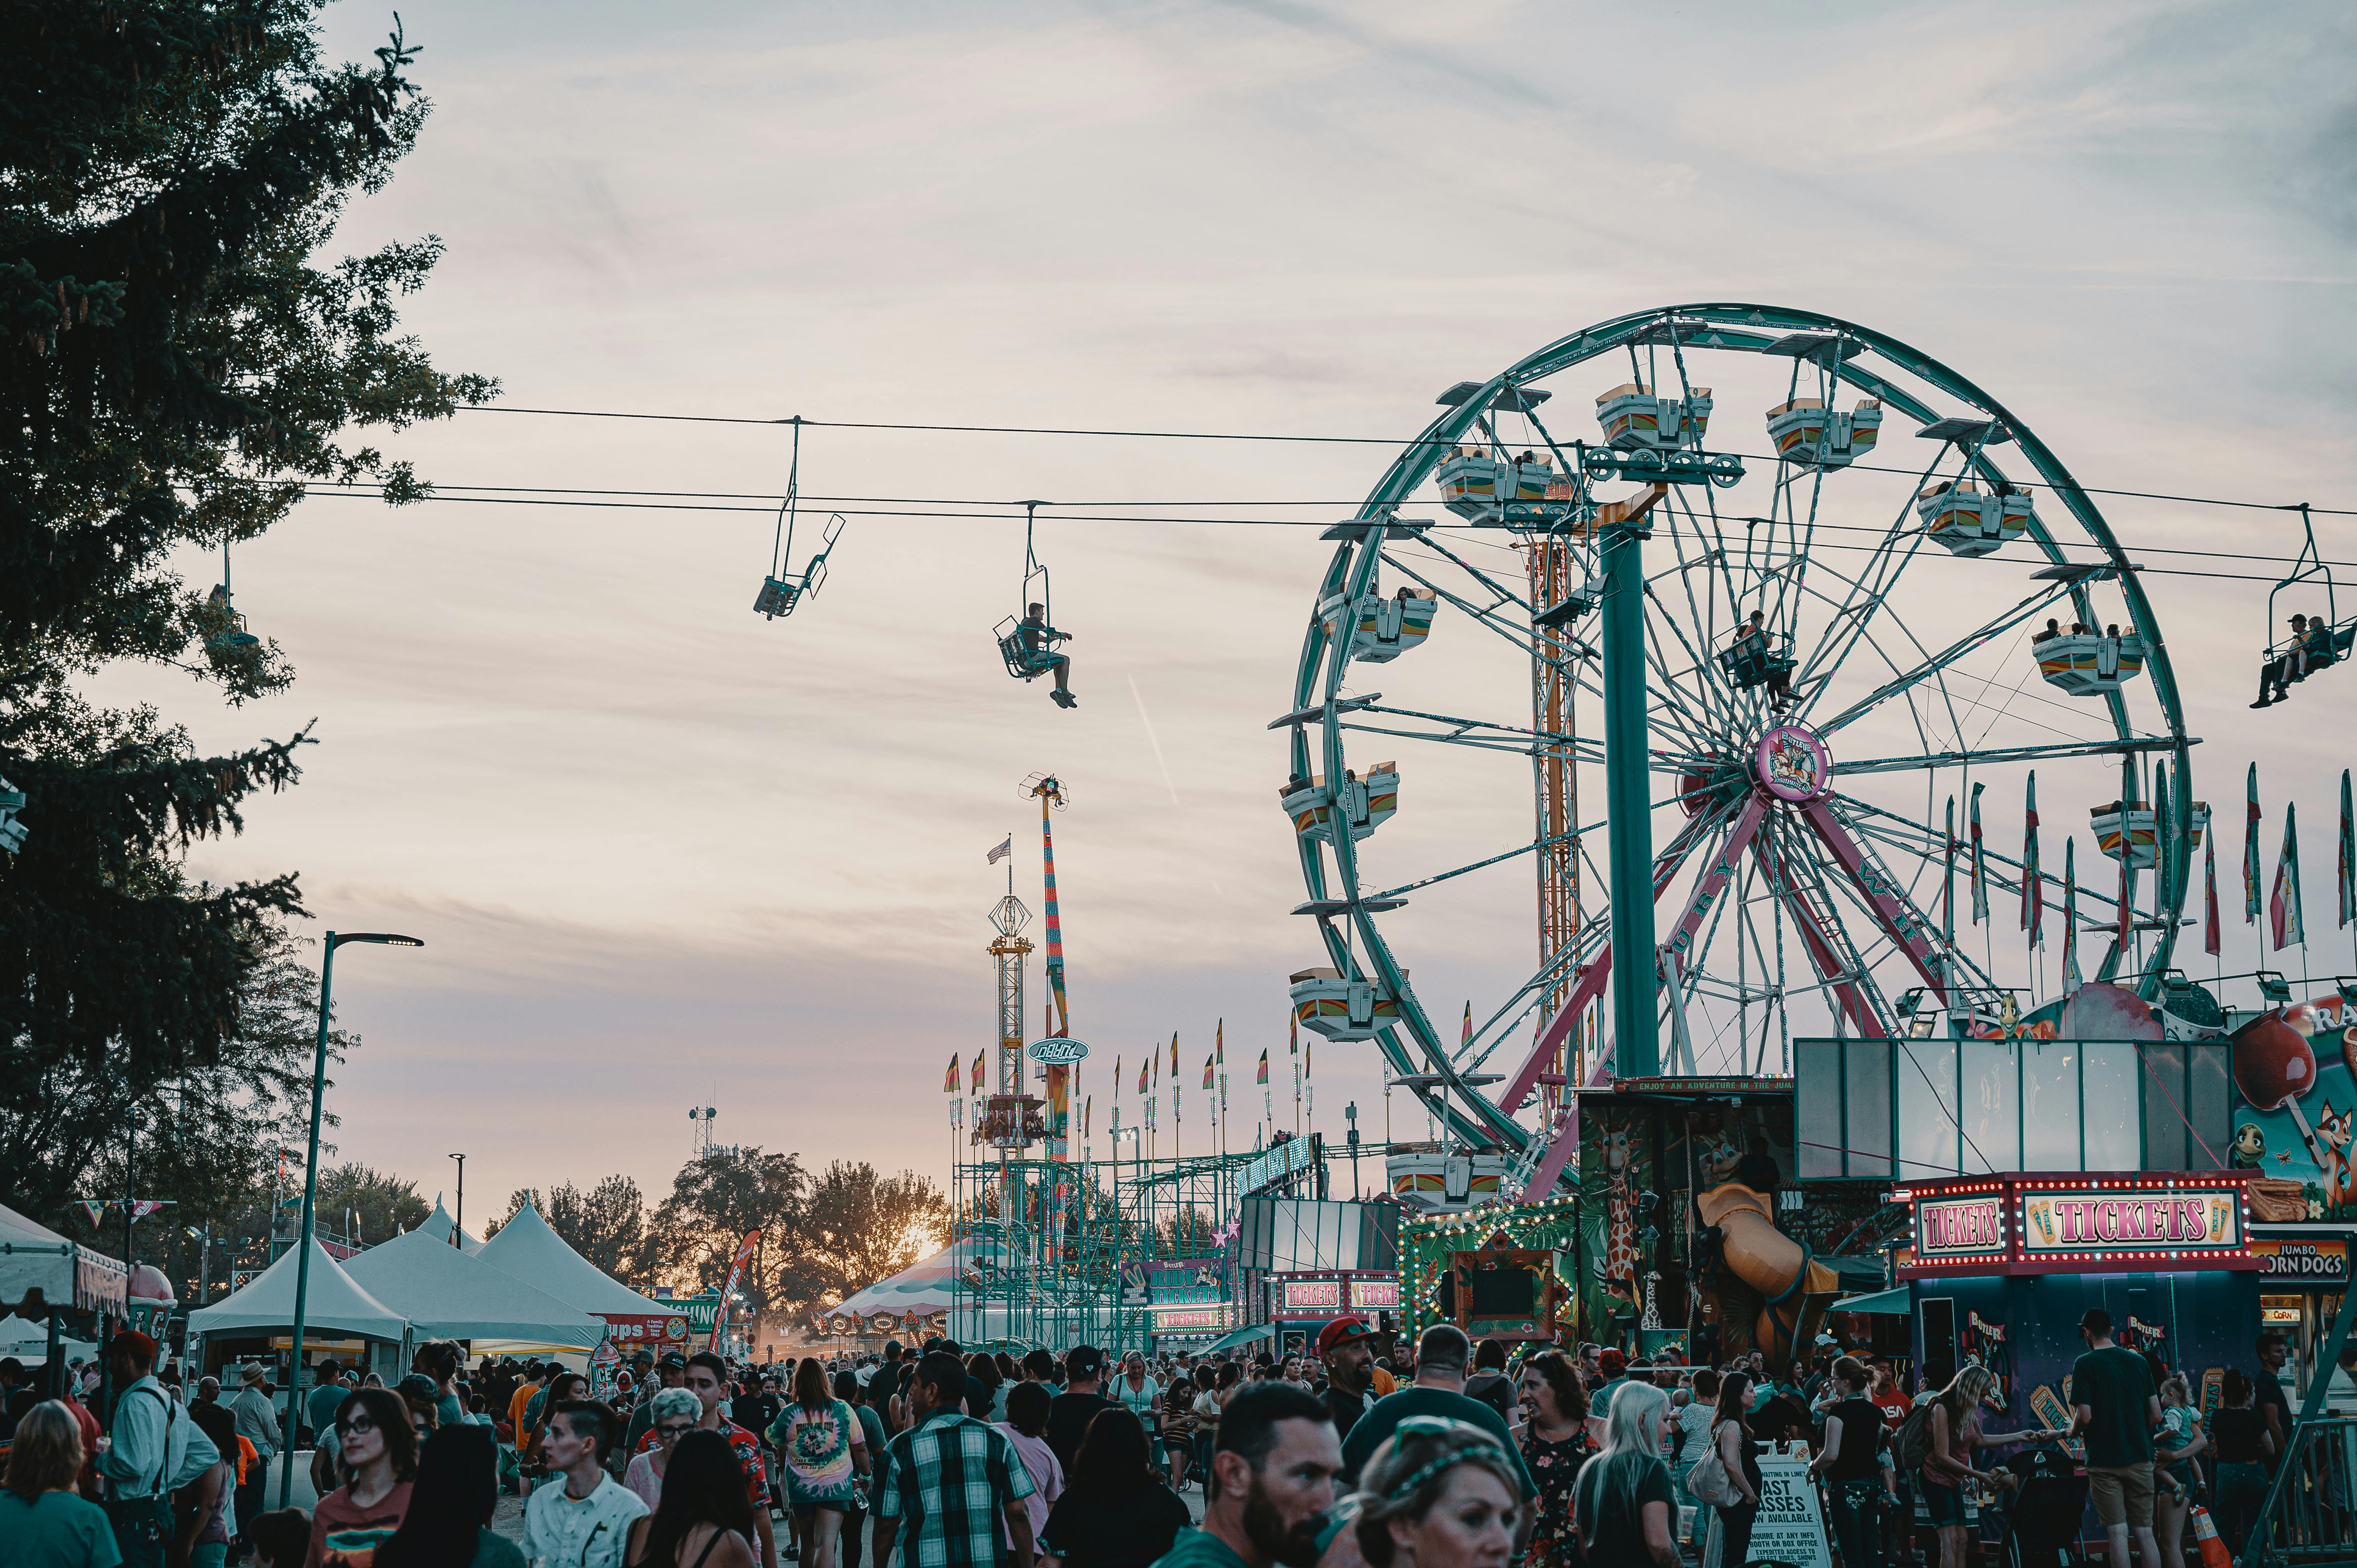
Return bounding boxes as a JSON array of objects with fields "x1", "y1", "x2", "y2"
[
  {"x1": 448, "y1": 1152, "x2": 466, "y2": 1245},
  {"x1": 279, "y1": 931, "x2": 421, "y2": 1507}
]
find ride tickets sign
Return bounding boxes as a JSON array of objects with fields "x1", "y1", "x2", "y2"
[
  {"x1": 1915, "y1": 1196, "x2": 2006, "y2": 1258},
  {"x1": 1899, "y1": 1174, "x2": 2258, "y2": 1278},
  {"x1": 2020, "y1": 1188, "x2": 2240, "y2": 1255}
]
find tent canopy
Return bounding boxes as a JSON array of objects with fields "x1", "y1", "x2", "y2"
[
  {"x1": 1830, "y1": 1287, "x2": 1909, "y2": 1316},
  {"x1": 1204, "y1": 1323, "x2": 1274, "y2": 1355},
  {"x1": 474, "y1": 1203, "x2": 669, "y2": 1318},
  {"x1": 414, "y1": 1200, "x2": 483, "y2": 1255},
  {"x1": 836, "y1": 1240, "x2": 1008, "y2": 1321},
  {"x1": 0, "y1": 1202, "x2": 125, "y2": 1313},
  {"x1": 186, "y1": 1240, "x2": 407, "y2": 1342},
  {"x1": 344, "y1": 1225, "x2": 604, "y2": 1347}
]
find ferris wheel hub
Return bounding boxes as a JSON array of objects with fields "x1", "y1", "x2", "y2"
[{"x1": 1753, "y1": 723, "x2": 1833, "y2": 804}]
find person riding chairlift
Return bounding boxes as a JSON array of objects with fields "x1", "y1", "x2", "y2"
[
  {"x1": 1019, "y1": 602, "x2": 1076, "y2": 708},
  {"x1": 2254, "y1": 614, "x2": 2311, "y2": 708},
  {"x1": 1733, "y1": 609, "x2": 1791, "y2": 712}
]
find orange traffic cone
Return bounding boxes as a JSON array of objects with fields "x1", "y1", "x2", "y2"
[{"x1": 2190, "y1": 1504, "x2": 2232, "y2": 1568}]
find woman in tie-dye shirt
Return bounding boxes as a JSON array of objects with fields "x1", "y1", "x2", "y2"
[{"x1": 769, "y1": 1358, "x2": 871, "y2": 1568}]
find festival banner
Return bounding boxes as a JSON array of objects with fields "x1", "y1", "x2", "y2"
[
  {"x1": 2245, "y1": 763, "x2": 2262, "y2": 924},
  {"x1": 2022, "y1": 772, "x2": 2042, "y2": 945},
  {"x1": 709, "y1": 1229, "x2": 761, "y2": 1353},
  {"x1": 2061, "y1": 838, "x2": 2081, "y2": 993},
  {"x1": 2273, "y1": 802, "x2": 2305, "y2": 951},
  {"x1": 1969, "y1": 783, "x2": 1989, "y2": 925}
]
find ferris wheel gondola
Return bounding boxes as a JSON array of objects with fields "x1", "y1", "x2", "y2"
[{"x1": 1281, "y1": 304, "x2": 2197, "y2": 1191}]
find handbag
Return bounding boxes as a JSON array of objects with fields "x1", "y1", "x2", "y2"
[{"x1": 1686, "y1": 1422, "x2": 1744, "y2": 1508}]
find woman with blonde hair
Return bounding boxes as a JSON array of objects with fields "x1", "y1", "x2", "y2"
[
  {"x1": 1, "y1": 1400, "x2": 117, "y2": 1565},
  {"x1": 1352, "y1": 1416, "x2": 1524, "y2": 1568},
  {"x1": 1920, "y1": 1365, "x2": 2047, "y2": 1568},
  {"x1": 1572, "y1": 1382, "x2": 1677, "y2": 1568}
]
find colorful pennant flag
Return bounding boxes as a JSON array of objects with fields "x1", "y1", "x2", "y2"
[
  {"x1": 2061, "y1": 837, "x2": 2082, "y2": 993},
  {"x1": 2273, "y1": 802, "x2": 2306, "y2": 952},
  {"x1": 1969, "y1": 783, "x2": 1989, "y2": 926},
  {"x1": 944, "y1": 1054, "x2": 959, "y2": 1093},
  {"x1": 1138, "y1": 1056, "x2": 1148, "y2": 1094},
  {"x1": 1202, "y1": 1053, "x2": 1216, "y2": 1090},
  {"x1": 79, "y1": 1200, "x2": 105, "y2": 1229},
  {"x1": 1258, "y1": 1048, "x2": 1269, "y2": 1084},
  {"x1": 1943, "y1": 795, "x2": 1957, "y2": 941},
  {"x1": 970, "y1": 1051, "x2": 986, "y2": 1093},
  {"x1": 2339, "y1": 770, "x2": 2355, "y2": 930},
  {"x1": 1216, "y1": 1019, "x2": 1224, "y2": 1066},
  {"x1": 1461, "y1": 999, "x2": 1472, "y2": 1048},
  {"x1": 2245, "y1": 763, "x2": 2263, "y2": 925},
  {"x1": 1170, "y1": 1033, "x2": 1179, "y2": 1076},
  {"x1": 2021, "y1": 772, "x2": 2043, "y2": 947},
  {"x1": 1084, "y1": 1097, "x2": 1091, "y2": 1138},
  {"x1": 2204, "y1": 829, "x2": 2222, "y2": 957}
]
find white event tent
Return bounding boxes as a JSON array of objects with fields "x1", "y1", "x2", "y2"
[
  {"x1": 0, "y1": 1201, "x2": 127, "y2": 1318},
  {"x1": 412, "y1": 1198, "x2": 484, "y2": 1255},
  {"x1": 474, "y1": 1203, "x2": 671, "y2": 1319},
  {"x1": 185, "y1": 1239, "x2": 409, "y2": 1383},
  {"x1": 342, "y1": 1219, "x2": 604, "y2": 1351}
]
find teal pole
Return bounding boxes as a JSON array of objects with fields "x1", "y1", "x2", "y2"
[
  {"x1": 1602, "y1": 519, "x2": 1661, "y2": 1078},
  {"x1": 276, "y1": 929, "x2": 419, "y2": 1507},
  {"x1": 278, "y1": 932, "x2": 335, "y2": 1508}
]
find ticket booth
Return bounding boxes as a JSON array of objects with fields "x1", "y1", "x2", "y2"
[{"x1": 2251, "y1": 1224, "x2": 2357, "y2": 1414}]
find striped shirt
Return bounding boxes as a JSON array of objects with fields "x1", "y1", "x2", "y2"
[{"x1": 877, "y1": 1409, "x2": 1037, "y2": 1568}]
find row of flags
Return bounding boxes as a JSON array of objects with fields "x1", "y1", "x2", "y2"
[
  {"x1": 1951, "y1": 765, "x2": 2355, "y2": 972},
  {"x1": 941, "y1": 1012, "x2": 1313, "y2": 1146}
]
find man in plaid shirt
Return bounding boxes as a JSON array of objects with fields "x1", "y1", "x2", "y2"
[{"x1": 874, "y1": 1352, "x2": 1037, "y2": 1568}]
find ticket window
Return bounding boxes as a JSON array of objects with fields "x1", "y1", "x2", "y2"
[{"x1": 2263, "y1": 1293, "x2": 2355, "y2": 1415}]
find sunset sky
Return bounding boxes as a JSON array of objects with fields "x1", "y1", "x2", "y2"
[{"x1": 98, "y1": 0, "x2": 2356, "y2": 1224}]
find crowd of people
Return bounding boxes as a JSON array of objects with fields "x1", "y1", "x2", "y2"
[{"x1": 0, "y1": 1310, "x2": 2311, "y2": 1568}]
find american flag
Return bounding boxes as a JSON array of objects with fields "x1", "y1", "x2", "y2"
[{"x1": 987, "y1": 836, "x2": 1012, "y2": 865}]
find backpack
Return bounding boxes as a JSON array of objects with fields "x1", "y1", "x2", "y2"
[
  {"x1": 1891, "y1": 1402, "x2": 1939, "y2": 1473},
  {"x1": 1684, "y1": 1421, "x2": 1744, "y2": 1508}
]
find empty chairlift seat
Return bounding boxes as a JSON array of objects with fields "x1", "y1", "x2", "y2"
[
  {"x1": 1288, "y1": 966, "x2": 1404, "y2": 1041},
  {"x1": 1595, "y1": 383, "x2": 1712, "y2": 452},
  {"x1": 1765, "y1": 397, "x2": 1883, "y2": 468},
  {"x1": 1915, "y1": 481, "x2": 2033, "y2": 558},
  {"x1": 1278, "y1": 764, "x2": 1399, "y2": 845},
  {"x1": 1319, "y1": 586, "x2": 1439, "y2": 663},
  {"x1": 2034, "y1": 630, "x2": 2149, "y2": 696}
]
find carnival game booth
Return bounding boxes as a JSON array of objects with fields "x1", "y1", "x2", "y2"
[
  {"x1": 474, "y1": 1202, "x2": 687, "y2": 1362},
  {"x1": 0, "y1": 1203, "x2": 127, "y2": 1391},
  {"x1": 343, "y1": 1220, "x2": 606, "y2": 1363},
  {"x1": 184, "y1": 1239, "x2": 410, "y2": 1388},
  {"x1": 1265, "y1": 1272, "x2": 1400, "y2": 1361}
]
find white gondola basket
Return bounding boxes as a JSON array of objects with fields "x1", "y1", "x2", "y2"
[
  {"x1": 1347, "y1": 594, "x2": 1438, "y2": 663},
  {"x1": 1279, "y1": 765, "x2": 1398, "y2": 844},
  {"x1": 1289, "y1": 966, "x2": 1406, "y2": 1042},
  {"x1": 1917, "y1": 482, "x2": 2034, "y2": 558},
  {"x1": 2090, "y1": 803, "x2": 2159, "y2": 869},
  {"x1": 2035, "y1": 632, "x2": 2149, "y2": 697},
  {"x1": 1594, "y1": 383, "x2": 1712, "y2": 452},
  {"x1": 1766, "y1": 397, "x2": 1882, "y2": 468}
]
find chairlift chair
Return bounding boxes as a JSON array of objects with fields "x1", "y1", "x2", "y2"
[
  {"x1": 1717, "y1": 627, "x2": 1797, "y2": 692},
  {"x1": 993, "y1": 501, "x2": 1075, "y2": 702},
  {"x1": 201, "y1": 538, "x2": 261, "y2": 653},
  {"x1": 752, "y1": 418, "x2": 845, "y2": 622},
  {"x1": 2253, "y1": 503, "x2": 2354, "y2": 707}
]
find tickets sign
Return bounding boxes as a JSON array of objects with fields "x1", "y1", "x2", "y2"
[
  {"x1": 2020, "y1": 1189, "x2": 2239, "y2": 1254},
  {"x1": 1916, "y1": 1196, "x2": 2006, "y2": 1257}
]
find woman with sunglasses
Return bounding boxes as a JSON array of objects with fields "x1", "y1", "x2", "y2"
[
  {"x1": 626, "y1": 1390, "x2": 705, "y2": 1513},
  {"x1": 306, "y1": 1386, "x2": 419, "y2": 1567}
]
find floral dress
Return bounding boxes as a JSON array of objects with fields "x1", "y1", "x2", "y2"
[{"x1": 1521, "y1": 1429, "x2": 1592, "y2": 1568}]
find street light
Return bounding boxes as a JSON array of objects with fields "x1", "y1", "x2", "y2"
[
  {"x1": 448, "y1": 1152, "x2": 466, "y2": 1243},
  {"x1": 279, "y1": 931, "x2": 421, "y2": 1507}
]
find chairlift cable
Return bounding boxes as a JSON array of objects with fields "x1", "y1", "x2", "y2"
[{"x1": 454, "y1": 404, "x2": 2355, "y2": 516}]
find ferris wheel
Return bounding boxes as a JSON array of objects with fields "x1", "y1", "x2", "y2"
[{"x1": 1281, "y1": 304, "x2": 2197, "y2": 1195}]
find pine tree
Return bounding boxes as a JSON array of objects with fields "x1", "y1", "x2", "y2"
[{"x1": 0, "y1": 3, "x2": 493, "y2": 1224}]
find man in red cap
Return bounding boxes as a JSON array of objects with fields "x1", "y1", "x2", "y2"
[
  {"x1": 98, "y1": 1328, "x2": 221, "y2": 1567},
  {"x1": 1315, "y1": 1317, "x2": 1377, "y2": 1443}
]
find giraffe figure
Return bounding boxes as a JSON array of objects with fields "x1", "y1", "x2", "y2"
[{"x1": 1600, "y1": 1125, "x2": 1638, "y2": 1300}]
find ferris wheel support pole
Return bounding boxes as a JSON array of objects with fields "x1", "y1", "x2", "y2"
[{"x1": 1600, "y1": 507, "x2": 1661, "y2": 1079}]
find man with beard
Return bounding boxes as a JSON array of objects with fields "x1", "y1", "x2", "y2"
[
  {"x1": 1315, "y1": 1318, "x2": 1377, "y2": 1446},
  {"x1": 1153, "y1": 1382, "x2": 1341, "y2": 1568}
]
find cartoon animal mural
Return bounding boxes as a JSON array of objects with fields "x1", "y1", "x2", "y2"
[
  {"x1": 2232, "y1": 995, "x2": 2357, "y2": 1222},
  {"x1": 1601, "y1": 1124, "x2": 1638, "y2": 1300}
]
